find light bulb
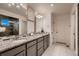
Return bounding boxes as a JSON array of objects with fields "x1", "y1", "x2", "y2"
[
  {"x1": 36, "y1": 15, "x2": 43, "y2": 19},
  {"x1": 50, "y1": 4, "x2": 54, "y2": 7},
  {"x1": 20, "y1": 3, "x2": 23, "y2": 6},
  {"x1": 16, "y1": 5, "x2": 20, "y2": 8},
  {"x1": 8, "y1": 4, "x2": 11, "y2": 7},
  {"x1": 12, "y1": 3, "x2": 15, "y2": 6}
]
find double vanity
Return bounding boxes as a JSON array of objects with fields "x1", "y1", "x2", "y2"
[{"x1": 0, "y1": 33, "x2": 49, "y2": 56}]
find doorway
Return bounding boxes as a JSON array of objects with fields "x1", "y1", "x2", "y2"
[{"x1": 53, "y1": 14, "x2": 70, "y2": 46}]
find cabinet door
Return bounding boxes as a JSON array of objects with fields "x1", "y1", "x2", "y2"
[
  {"x1": 38, "y1": 47, "x2": 44, "y2": 56},
  {"x1": 38, "y1": 37, "x2": 43, "y2": 42},
  {"x1": 46, "y1": 35, "x2": 49, "y2": 47},
  {"x1": 38, "y1": 40, "x2": 43, "y2": 49},
  {"x1": 1, "y1": 45, "x2": 25, "y2": 56},
  {"x1": 44, "y1": 39, "x2": 47, "y2": 50},
  {"x1": 37, "y1": 40, "x2": 44, "y2": 56},
  {"x1": 16, "y1": 51, "x2": 25, "y2": 56},
  {"x1": 27, "y1": 44, "x2": 36, "y2": 56},
  {"x1": 43, "y1": 35, "x2": 49, "y2": 50},
  {"x1": 27, "y1": 40, "x2": 36, "y2": 48}
]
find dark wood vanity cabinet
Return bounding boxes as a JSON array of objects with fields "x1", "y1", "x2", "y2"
[
  {"x1": 37, "y1": 37, "x2": 44, "y2": 56},
  {"x1": 26, "y1": 35, "x2": 49, "y2": 56},
  {"x1": 1, "y1": 45, "x2": 26, "y2": 56},
  {"x1": 43, "y1": 35, "x2": 49, "y2": 50},
  {"x1": 26, "y1": 40, "x2": 37, "y2": 56},
  {"x1": 0, "y1": 34, "x2": 49, "y2": 56}
]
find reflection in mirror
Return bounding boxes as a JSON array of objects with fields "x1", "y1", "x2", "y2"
[{"x1": 0, "y1": 15, "x2": 19, "y2": 37}]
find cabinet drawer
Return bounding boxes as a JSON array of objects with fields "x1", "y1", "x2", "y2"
[
  {"x1": 44, "y1": 41, "x2": 47, "y2": 50},
  {"x1": 16, "y1": 51, "x2": 25, "y2": 56},
  {"x1": 38, "y1": 47, "x2": 44, "y2": 56},
  {"x1": 1, "y1": 45, "x2": 25, "y2": 56},
  {"x1": 27, "y1": 40, "x2": 36, "y2": 48},
  {"x1": 44, "y1": 36, "x2": 48, "y2": 39},
  {"x1": 38, "y1": 41, "x2": 43, "y2": 49},
  {"x1": 27, "y1": 44, "x2": 36, "y2": 56},
  {"x1": 38, "y1": 38, "x2": 43, "y2": 42}
]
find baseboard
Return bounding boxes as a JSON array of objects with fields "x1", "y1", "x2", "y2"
[{"x1": 55, "y1": 42, "x2": 70, "y2": 47}]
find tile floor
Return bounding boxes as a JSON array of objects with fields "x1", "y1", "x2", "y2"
[{"x1": 42, "y1": 43, "x2": 76, "y2": 56}]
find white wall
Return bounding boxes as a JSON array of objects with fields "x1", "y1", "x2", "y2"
[
  {"x1": 53, "y1": 14, "x2": 71, "y2": 45},
  {"x1": 70, "y1": 4, "x2": 78, "y2": 55},
  {"x1": 0, "y1": 8, "x2": 27, "y2": 35},
  {"x1": 43, "y1": 13, "x2": 53, "y2": 46},
  {"x1": 70, "y1": 14, "x2": 75, "y2": 50},
  {"x1": 75, "y1": 4, "x2": 78, "y2": 56}
]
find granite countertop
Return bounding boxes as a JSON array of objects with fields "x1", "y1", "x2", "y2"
[{"x1": 0, "y1": 33, "x2": 49, "y2": 53}]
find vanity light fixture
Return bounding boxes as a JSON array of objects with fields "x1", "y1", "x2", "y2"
[
  {"x1": 35, "y1": 12, "x2": 43, "y2": 19},
  {"x1": 16, "y1": 5, "x2": 20, "y2": 8},
  {"x1": 12, "y1": 3, "x2": 15, "y2": 6},
  {"x1": 20, "y1": 3, "x2": 23, "y2": 6},
  {"x1": 50, "y1": 4, "x2": 54, "y2": 7},
  {"x1": 8, "y1": 3, "x2": 12, "y2": 7},
  {"x1": 8, "y1": 3, "x2": 27, "y2": 10},
  {"x1": 36, "y1": 15, "x2": 43, "y2": 19},
  {"x1": 8, "y1": 3, "x2": 23, "y2": 8}
]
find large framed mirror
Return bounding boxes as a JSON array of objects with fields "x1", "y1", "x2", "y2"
[{"x1": 0, "y1": 15, "x2": 19, "y2": 37}]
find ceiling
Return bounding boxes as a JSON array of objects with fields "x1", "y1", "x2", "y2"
[
  {"x1": 0, "y1": 3, "x2": 27, "y2": 17},
  {"x1": 28, "y1": 3, "x2": 74, "y2": 15},
  {"x1": 0, "y1": 3, "x2": 74, "y2": 17}
]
